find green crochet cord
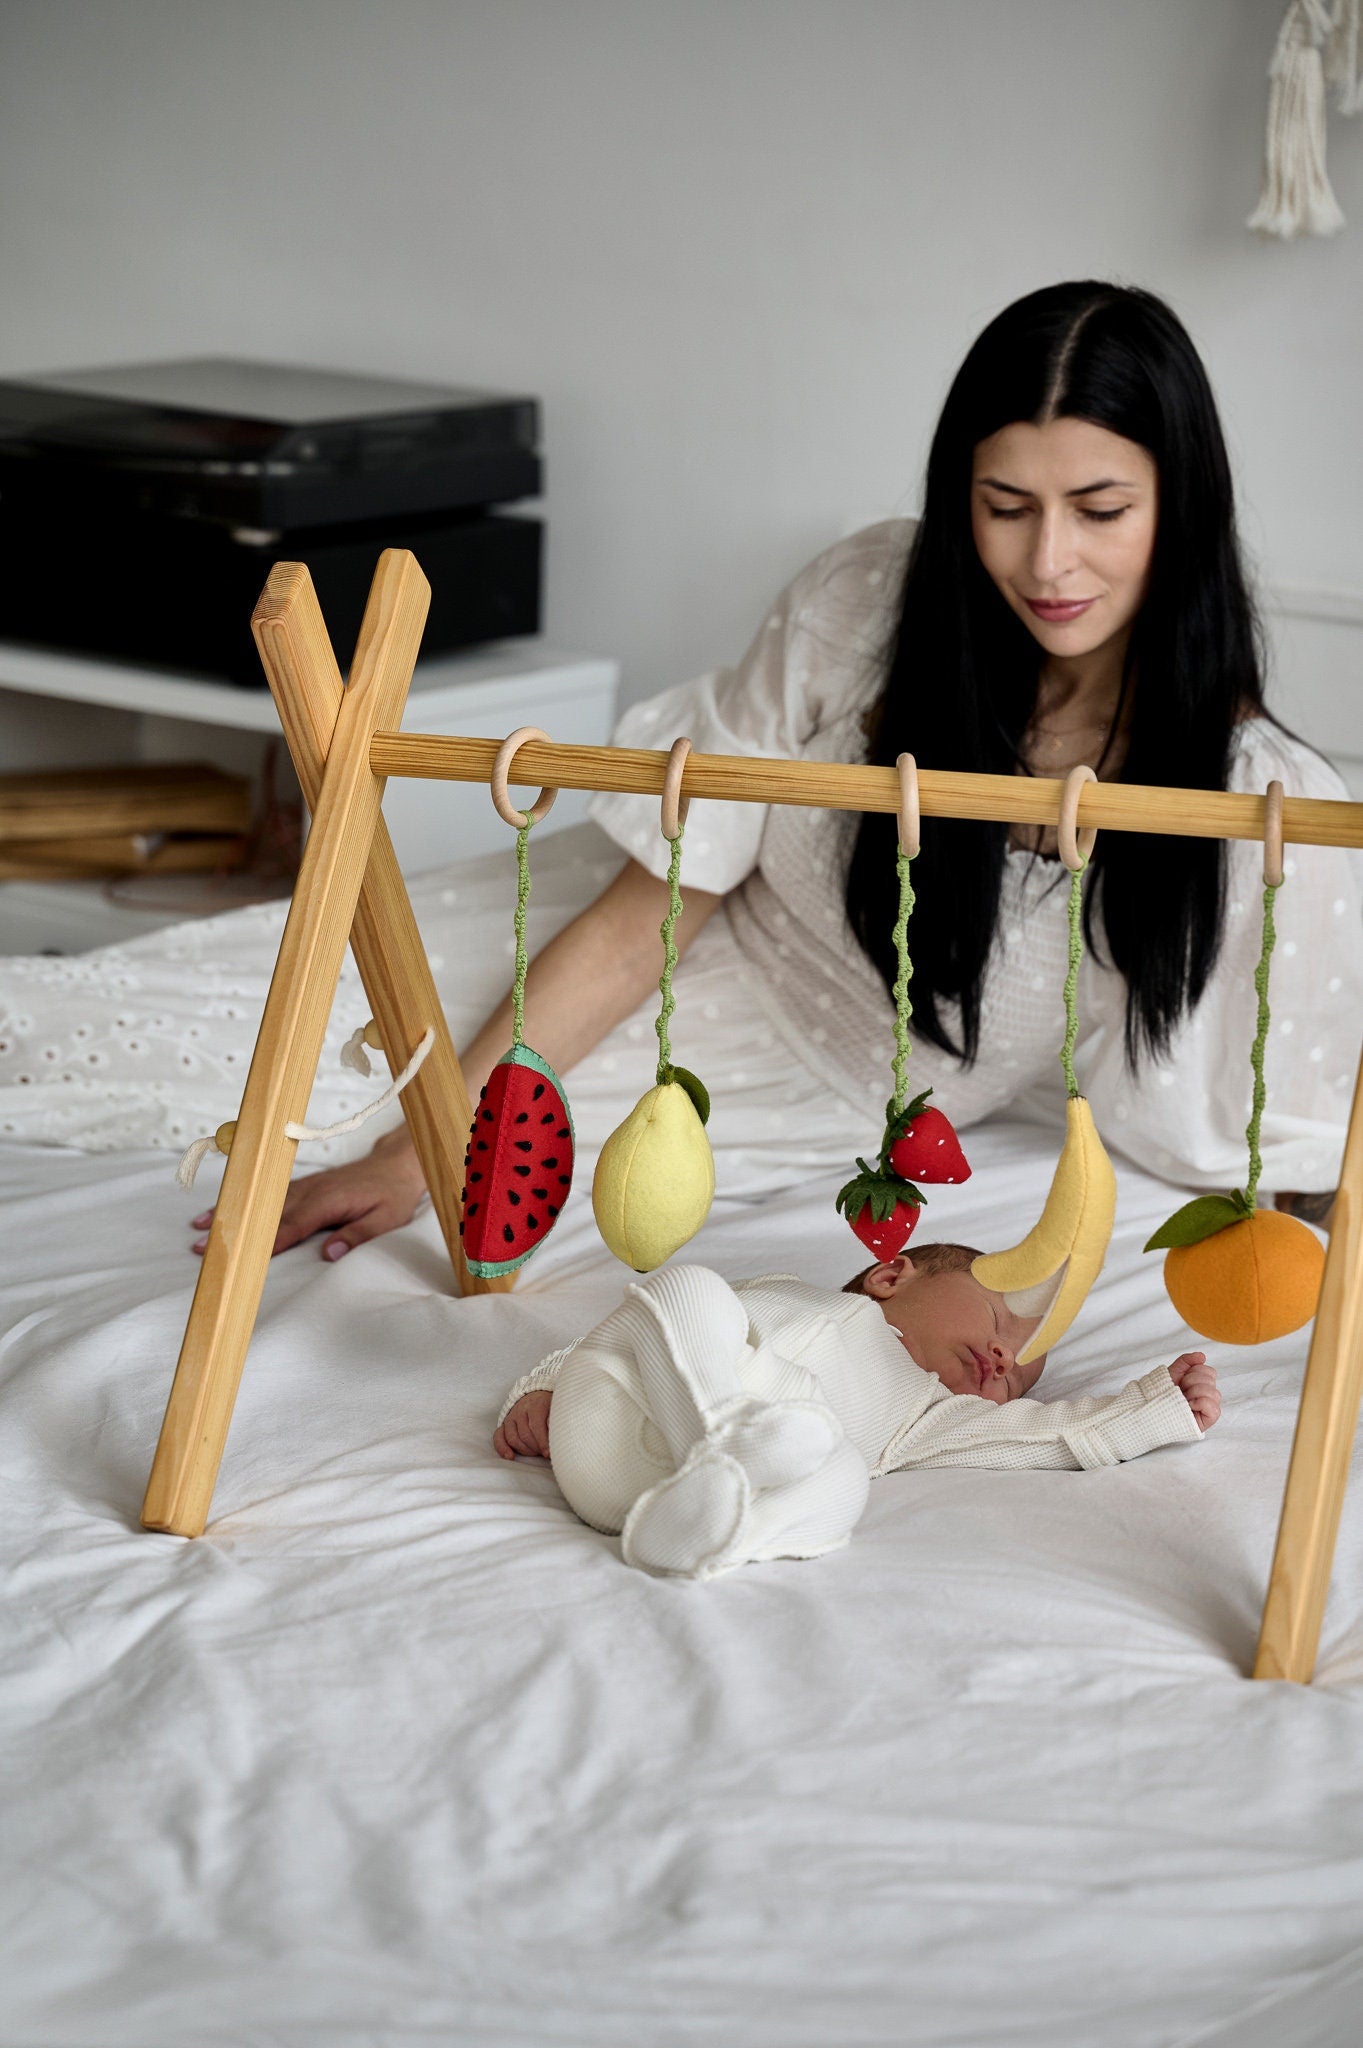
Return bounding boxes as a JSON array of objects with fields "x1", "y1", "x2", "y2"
[
  {"x1": 1244, "y1": 879, "x2": 1279, "y2": 1208},
  {"x1": 890, "y1": 848, "x2": 916, "y2": 1115},
  {"x1": 510, "y1": 817, "x2": 534, "y2": 1048},
  {"x1": 654, "y1": 824, "x2": 685, "y2": 1082},
  {"x1": 1059, "y1": 859, "x2": 1087, "y2": 1100}
]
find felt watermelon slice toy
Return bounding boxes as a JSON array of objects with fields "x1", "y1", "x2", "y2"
[
  {"x1": 462, "y1": 1046, "x2": 575, "y2": 1278},
  {"x1": 460, "y1": 812, "x2": 575, "y2": 1279}
]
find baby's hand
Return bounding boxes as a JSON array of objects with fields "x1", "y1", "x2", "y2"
[
  {"x1": 494, "y1": 1390, "x2": 552, "y2": 1460},
  {"x1": 1168, "y1": 1352, "x2": 1220, "y2": 1431}
]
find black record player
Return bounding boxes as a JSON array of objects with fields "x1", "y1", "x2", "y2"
[{"x1": 0, "y1": 357, "x2": 544, "y2": 683}]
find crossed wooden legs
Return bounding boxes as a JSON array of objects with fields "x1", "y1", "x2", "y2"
[{"x1": 141, "y1": 551, "x2": 505, "y2": 1539}]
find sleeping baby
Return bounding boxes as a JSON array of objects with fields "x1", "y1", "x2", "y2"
[{"x1": 492, "y1": 1243, "x2": 1220, "y2": 1581}]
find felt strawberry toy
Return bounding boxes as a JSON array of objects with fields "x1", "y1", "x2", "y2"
[
  {"x1": 834, "y1": 795, "x2": 969, "y2": 1257},
  {"x1": 835, "y1": 1159, "x2": 924, "y2": 1257},
  {"x1": 884, "y1": 1088, "x2": 971, "y2": 1186}
]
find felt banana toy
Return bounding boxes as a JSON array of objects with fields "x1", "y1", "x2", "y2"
[
  {"x1": 593, "y1": 1067, "x2": 715, "y2": 1271},
  {"x1": 971, "y1": 1094, "x2": 1116, "y2": 1366}
]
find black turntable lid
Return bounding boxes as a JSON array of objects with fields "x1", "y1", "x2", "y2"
[{"x1": 0, "y1": 357, "x2": 541, "y2": 529}]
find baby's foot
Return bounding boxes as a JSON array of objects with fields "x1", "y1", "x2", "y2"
[{"x1": 706, "y1": 1396, "x2": 844, "y2": 1491}]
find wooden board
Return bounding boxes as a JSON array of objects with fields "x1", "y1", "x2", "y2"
[{"x1": 0, "y1": 763, "x2": 252, "y2": 842}]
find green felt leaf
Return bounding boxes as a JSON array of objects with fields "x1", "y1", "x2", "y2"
[
  {"x1": 1143, "y1": 1193, "x2": 1250, "y2": 1253},
  {"x1": 666, "y1": 1065, "x2": 710, "y2": 1126},
  {"x1": 835, "y1": 1163, "x2": 924, "y2": 1222}
]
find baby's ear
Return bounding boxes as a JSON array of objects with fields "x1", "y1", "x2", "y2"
[{"x1": 860, "y1": 1256, "x2": 910, "y2": 1299}]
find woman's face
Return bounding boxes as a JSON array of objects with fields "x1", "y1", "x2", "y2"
[{"x1": 970, "y1": 416, "x2": 1159, "y2": 670}]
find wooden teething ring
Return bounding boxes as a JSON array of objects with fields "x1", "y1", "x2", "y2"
[
  {"x1": 896, "y1": 752, "x2": 920, "y2": 860},
  {"x1": 1057, "y1": 764, "x2": 1098, "y2": 872},
  {"x1": 661, "y1": 736, "x2": 693, "y2": 840},
  {"x1": 1263, "y1": 779, "x2": 1285, "y2": 889},
  {"x1": 490, "y1": 726, "x2": 559, "y2": 829}
]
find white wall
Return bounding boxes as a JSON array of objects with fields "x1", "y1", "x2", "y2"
[{"x1": 0, "y1": 0, "x2": 1359, "y2": 753}]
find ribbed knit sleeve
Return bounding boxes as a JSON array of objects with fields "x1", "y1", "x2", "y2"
[
  {"x1": 495, "y1": 1343, "x2": 578, "y2": 1431},
  {"x1": 875, "y1": 1365, "x2": 1205, "y2": 1475}
]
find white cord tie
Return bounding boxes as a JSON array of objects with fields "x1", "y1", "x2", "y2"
[{"x1": 175, "y1": 1026, "x2": 436, "y2": 1188}]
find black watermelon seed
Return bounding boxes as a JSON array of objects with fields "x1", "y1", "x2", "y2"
[
  {"x1": 478, "y1": 1085, "x2": 486, "y2": 1099},
  {"x1": 458, "y1": 1220, "x2": 465, "y2": 1237},
  {"x1": 476, "y1": 1140, "x2": 488, "y2": 1152},
  {"x1": 541, "y1": 1111, "x2": 555, "y2": 1124},
  {"x1": 482, "y1": 1109, "x2": 493, "y2": 1122},
  {"x1": 557, "y1": 1174, "x2": 571, "y2": 1186},
  {"x1": 513, "y1": 1164, "x2": 530, "y2": 1177},
  {"x1": 469, "y1": 1171, "x2": 482, "y2": 1183},
  {"x1": 532, "y1": 1186, "x2": 548, "y2": 1199},
  {"x1": 527, "y1": 1215, "x2": 539, "y2": 1229},
  {"x1": 547, "y1": 1203, "x2": 559, "y2": 1217},
  {"x1": 467, "y1": 1201, "x2": 478, "y2": 1216},
  {"x1": 541, "y1": 1156, "x2": 558, "y2": 1169},
  {"x1": 515, "y1": 1111, "x2": 528, "y2": 1123},
  {"x1": 556, "y1": 1126, "x2": 569, "y2": 1139},
  {"x1": 533, "y1": 1083, "x2": 545, "y2": 1099},
  {"x1": 503, "y1": 1225, "x2": 514, "y2": 1245},
  {"x1": 514, "y1": 1140, "x2": 532, "y2": 1153},
  {"x1": 507, "y1": 1190, "x2": 520, "y2": 1206}
]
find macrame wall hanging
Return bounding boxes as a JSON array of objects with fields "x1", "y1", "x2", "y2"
[{"x1": 1249, "y1": 0, "x2": 1363, "y2": 237}]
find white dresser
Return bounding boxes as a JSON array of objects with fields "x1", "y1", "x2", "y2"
[{"x1": 0, "y1": 638, "x2": 619, "y2": 952}]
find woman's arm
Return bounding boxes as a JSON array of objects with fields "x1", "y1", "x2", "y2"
[{"x1": 191, "y1": 857, "x2": 723, "y2": 1260}]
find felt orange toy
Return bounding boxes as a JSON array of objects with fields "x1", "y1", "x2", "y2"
[
  {"x1": 1162, "y1": 1209, "x2": 1325, "y2": 1345},
  {"x1": 1145, "y1": 782, "x2": 1325, "y2": 1345}
]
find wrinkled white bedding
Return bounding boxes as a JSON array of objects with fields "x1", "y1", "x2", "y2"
[{"x1": 3, "y1": 828, "x2": 1363, "y2": 2048}]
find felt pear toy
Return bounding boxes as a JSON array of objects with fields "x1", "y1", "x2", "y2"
[
  {"x1": 592, "y1": 753, "x2": 716, "y2": 1270},
  {"x1": 971, "y1": 818, "x2": 1114, "y2": 1365},
  {"x1": 1144, "y1": 800, "x2": 1324, "y2": 1344},
  {"x1": 593, "y1": 1066, "x2": 715, "y2": 1271},
  {"x1": 972, "y1": 1095, "x2": 1116, "y2": 1365}
]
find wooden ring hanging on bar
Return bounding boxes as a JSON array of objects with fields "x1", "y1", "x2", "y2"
[
  {"x1": 490, "y1": 727, "x2": 559, "y2": 829},
  {"x1": 661, "y1": 737, "x2": 693, "y2": 840},
  {"x1": 896, "y1": 752, "x2": 920, "y2": 860},
  {"x1": 1057, "y1": 764, "x2": 1098, "y2": 872},
  {"x1": 1263, "y1": 779, "x2": 1285, "y2": 889}
]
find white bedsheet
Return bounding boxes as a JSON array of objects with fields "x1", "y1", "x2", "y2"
[{"x1": 3, "y1": 830, "x2": 1363, "y2": 2048}]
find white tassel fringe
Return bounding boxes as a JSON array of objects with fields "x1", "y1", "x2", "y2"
[{"x1": 1250, "y1": 0, "x2": 1362, "y2": 238}]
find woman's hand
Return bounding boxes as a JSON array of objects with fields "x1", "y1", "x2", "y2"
[
  {"x1": 191, "y1": 1126, "x2": 426, "y2": 1261},
  {"x1": 494, "y1": 1390, "x2": 552, "y2": 1460}
]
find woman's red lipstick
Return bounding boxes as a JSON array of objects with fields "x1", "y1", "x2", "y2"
[{"x1": 1025, "y1": 596, "x2": 1097, "y2": 623}]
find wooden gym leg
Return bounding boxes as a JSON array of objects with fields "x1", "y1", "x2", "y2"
[
  {"x1": 141, "y1": 551, "x2": 429, "y2": 1537},
  {"x1": 250, "y1": 562, "x2": 511, "y2": 1302},
  {"x1": 1253, "y1": 1041, "x2": 1363, "y2": 1681}
]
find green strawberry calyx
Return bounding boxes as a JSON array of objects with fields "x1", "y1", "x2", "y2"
[
  {"x1": 880, "y1": 1087, "x2": 935, "y2": 1165},
  {"x1": 835, "y1": 1158, "x2": 925, "y2": 1223},
  {"x1": 1143, "y1": 1186, "x2": 1254, "y2": 1253}
]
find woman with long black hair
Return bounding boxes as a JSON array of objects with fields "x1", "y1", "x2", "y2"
[{"x1": 223, "y1": 280, "x2": 1361, "y2": 1262}]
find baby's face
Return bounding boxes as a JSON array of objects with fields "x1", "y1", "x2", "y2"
[{"x1": 861, "y1": 1256, "x2": 1045, "y2": 1404}]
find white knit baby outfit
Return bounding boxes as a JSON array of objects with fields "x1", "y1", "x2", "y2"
[
  {"x1": 588, "y1": 521, "x2": 1363, "y2": 1196},
  {"x1": 497, "y1": 1267, "x2": 1204, "y2": 1580}
]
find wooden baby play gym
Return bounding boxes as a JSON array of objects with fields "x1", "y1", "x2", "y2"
[{"x1": 143, "y1": 548, "x2": 1363, "y2": 1688}]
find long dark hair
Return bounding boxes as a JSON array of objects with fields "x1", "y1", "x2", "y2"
[{"x1": 845, "y1": 280, "x2": 1267, "y2": 1068}]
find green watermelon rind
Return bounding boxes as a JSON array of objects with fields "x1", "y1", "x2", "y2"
[{"x1": 466, "y1": 1246, "x2": 541, "y2": 1279}]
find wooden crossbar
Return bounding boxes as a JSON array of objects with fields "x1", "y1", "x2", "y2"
[
  {"x1": 142, "y1": 551, "x2": 1363, "y2": 1688},
  {"x1": 368, "y1": 733, "x2": 1363, "y2": 849}
]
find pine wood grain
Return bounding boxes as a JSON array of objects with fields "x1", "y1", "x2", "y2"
[
  {"x1": 251, "y1": 563, "x2": 510, "y2": 1302},
  {"x1": 366, "y1": 734, "x2": 1363, "y2": 850},
  {"x1": 1254, "y1": 1057, "x2": 1363, "y2": 1682},
  {"x1": 142, "y1": 550, "x2": 429, "y2": 1537}
]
